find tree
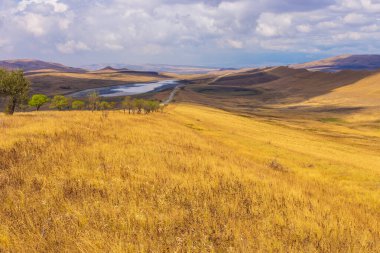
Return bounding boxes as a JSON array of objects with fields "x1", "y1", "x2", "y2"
[
  {"x1": 109, "y1": 102, "x2": 116, "y2": 110},
  {"x1": 88, "y1": 91, "x2": 100, "y2": 112},
  {"x1": 122, "y1": 96, "x2": 134, "y2": 114},
  {"x1": 143, "y1": 100, "x2": 160, "y2": 114},
  {"x1": 99, "y1": 101, "x2": 111, "y2": 110},
  {"x1": 0, "y1": 69, "x2": 30, "y2": 115},
  {"x1": 28, "y1": 94, "x2": 49, "y2": 111},
  {"x1": 50, "y1": 95, "x2": 69, "y2": 110},
  {"x1": 134, "y1": 99, "x2": 145, "y2": 114},
  {"x1": 72, "y1": 100, "x2": 85, "y2": 110}
]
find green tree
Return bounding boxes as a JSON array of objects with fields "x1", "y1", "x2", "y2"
[
  {"x1": 50, "y1": 95, "x2": 69, "y2": 110},
  {"x1": 99, "y1": 101, "x2": 113, "y2": 110},
  {"x1": 28, "y1": 94, "x2": 49, "y2": 111},
  {"x1": 142, "y1": 100, "x2": 160, "y2": 114},
  {"x1": 88, "y1": 91, "x2": 100, "y2": 112},
  {"x1": 134, "y1": 99, "x2": 145, "y2": 114},
  {"x1": 72, "y1": 100, "x2": 86, "y2": 110},
  {"x1": 0, "y1": 69, "x2": 30, "y2": 115},
  {"x1": 122, "y1": 96, "x2": 134, "y2": 114},
  {"x1": 109, "y1": 102, "x2": 116, "y2": 110}
]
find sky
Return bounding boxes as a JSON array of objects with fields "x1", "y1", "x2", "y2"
[{"x1": 0, "y1": 0, "x2": 380, "y2": 67}]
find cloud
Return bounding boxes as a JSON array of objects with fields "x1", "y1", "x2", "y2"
[
  {"x1": 343, "y1": 13, "x2": 368, "y2": 24},
  {"x1": 17, "y1": 0, "x2": 68, "y2": 13},
  {"x1": 256, "y1": 13, "x2": 293, "y2": 37},
  {"x1": 0, "y1": 0, "x2": 380, "y2": 66},
  {"x1": 297, "y1": 24, "x2": 312, "y2": 33},
  {"x1": 57, "y1": 40, "x2": 90, "y2": 54},
  {"x1": 226, "y1": 39, "x2": 244, "y2": 49}
]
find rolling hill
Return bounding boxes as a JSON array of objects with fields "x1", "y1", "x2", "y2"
[
  {"x1": 0, "y1": 59, "x2": 86, "y2": 73},
  {"x1": 178, "y1": 66, "x2": 373, "y2": 106},
  {"x1": 290, "y1": 54, "x2": 380, "y2": 72}
]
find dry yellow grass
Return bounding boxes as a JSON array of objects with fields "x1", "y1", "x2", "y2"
[{"x1": 0, "y1": 104, "x2": 379, "y2": 252}]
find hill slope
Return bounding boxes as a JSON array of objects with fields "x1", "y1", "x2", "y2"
[
  {"x1": 179, "y1": 66, "x2": 373, "y2": 109},
  {"x1": 0, "y1": 104, "x2": 379, "y2": 252},
  {"x1": 0, "y1": 59, "x2": 86, "y2": 73},
  {"x1": 290, "y1": 54, "x2": 380, "y2": 72},
  {"x1": 303, "y1": 70, "x2": 380, "y2": 107}
]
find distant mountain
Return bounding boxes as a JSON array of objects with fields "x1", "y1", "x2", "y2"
[
  {"x1": 82, "y1": 63, "x2": 221, "y2": 74},
  {"x1": 0, "y1": 59, "x2": 86, "y2": 73},
  {"x1": 290, "y1": 55, "x2": 380, "y2": 72}
]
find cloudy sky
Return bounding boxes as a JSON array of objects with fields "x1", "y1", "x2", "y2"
[{"x1": 0, "y1": 0, "x2": 380, "y2": 67}]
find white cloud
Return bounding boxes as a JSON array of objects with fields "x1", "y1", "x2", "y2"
[
  {"x1": 343, "y1": 13, "x2": 368, "y2": 24},
  {"x1": 17, "y1": 0, "x2": 68, "y2": 13},
  {"x1": 333, "y1": 31, "x2": 363, "y2": 41},
  {"x1": 56, "y1": 40, "x2": 90, "y2": 54},
  {"x1": 297, "y1": 24, "x2": 312, "y2": 33},
  {"x1": 256, "y1": 13, "x2": 293, "y2": 37},
  {"x1": 361, "y1": 24, "x2": 379, "y2": 32},
  {"x1": 17, "y1": 13, "x2": 48, "y2": 36},
  {"x1": 226, "y1": 39, "x2": 244, "y2": 49}
]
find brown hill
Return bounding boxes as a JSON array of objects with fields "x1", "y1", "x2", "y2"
[
  {"x1": 174, "y1": 66, "x2": 378, "y2": 119},
  {"x1": 0, "y1": 59, "x2": 86, "y2": 73},
  {"x1": 290, "y1": 54, "x2": 380, "y2": 72}
]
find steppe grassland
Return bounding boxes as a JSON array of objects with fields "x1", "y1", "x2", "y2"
[{"x1": 0, "y1": 104, "x2": 379, "y2": 252}]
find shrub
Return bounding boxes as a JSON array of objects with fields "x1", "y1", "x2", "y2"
[
  {"x1": 72, "y1": 100, "x2": 86, "y2": 110},
  {"x1": 28, "y1": 94, "x2": 49, "y2": 111},
  {"x1": 50, "y1": 95, "x2": 69, "y2": 111},
  {"x1": 88, "y1": 91, "x2": 100, "y2": 112}
]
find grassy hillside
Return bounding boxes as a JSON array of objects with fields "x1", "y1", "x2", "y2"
[
  {"x1": 0, "y1": 104, "x2": 379, "y2": 252},
  {"x1": 303, "y1": 71, "x2": 380, "y2": 107},
  {"x1": 171, "y1": 67, "x2": 380, "y2": 123},
  {"x1": 181, "y1": 67, "x2": 372, "y2": 105}
]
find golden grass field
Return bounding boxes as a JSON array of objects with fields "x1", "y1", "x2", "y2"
[{"x1": 0, "y1": 104, "x2": 379, "y2": 252}]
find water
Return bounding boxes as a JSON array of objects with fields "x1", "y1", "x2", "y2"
[{"x1": 71, "y1": 80, "x2": 180, "y2": 98}]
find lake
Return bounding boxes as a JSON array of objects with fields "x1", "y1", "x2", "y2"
[{"x1": 71, "y1": 80, "x2": 180, "y2": 98}]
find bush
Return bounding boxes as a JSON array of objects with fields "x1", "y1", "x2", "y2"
[
  {"x1": 72, "y1": 100, "x2": 86, "y2": 110},
  {"x1": 28, "y1": 94, "x2": 49, "y2": 111},
  {"x1": 50, "y1": 95, "x2": 69, "y2": 111}
]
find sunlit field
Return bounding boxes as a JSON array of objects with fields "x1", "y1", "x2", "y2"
[{"x1": 0, "y1": 104, "x2": 379, "y2": 252}]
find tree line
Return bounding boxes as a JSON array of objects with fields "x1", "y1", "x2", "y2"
[{"x1": 0, "y1": 69, "x2": 166, "y2": 115}]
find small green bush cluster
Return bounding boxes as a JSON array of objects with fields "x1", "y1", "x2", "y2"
[{"x1": 121, "y1": 96, "x2": 163, "y2": 114}]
